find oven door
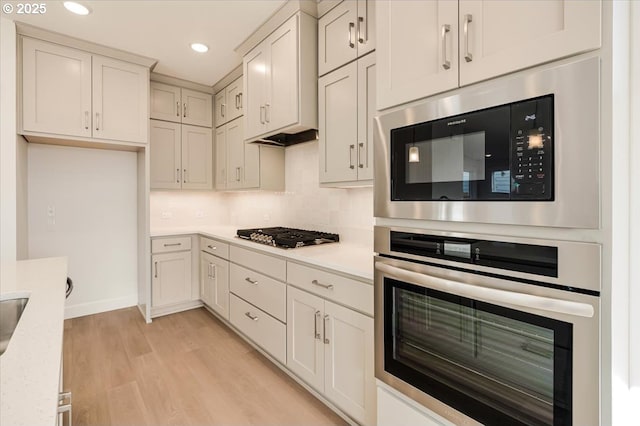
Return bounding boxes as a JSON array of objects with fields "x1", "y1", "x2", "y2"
[{"x1": 374, "y1": 256, "x2": 599, "y2": 426}]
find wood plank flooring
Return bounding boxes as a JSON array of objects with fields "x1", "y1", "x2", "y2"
[{"x1": 63, "y1": 307, "x2": 347, "y2": 426}]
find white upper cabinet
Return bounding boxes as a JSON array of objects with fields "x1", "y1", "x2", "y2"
[
  {"x1": 150, "y1": 121, "x2": 212, "y2": 190},
  {"x1": 215, "y1": 126, "x2": 227, "y2": 190},
  {"x1": 22, "y1": 37, "x2": 149, "y2": 144},
  {"x1": 243, "y1": 12, "x2": 317, "y2": 141},
  {"x1": 22, "y1": 37, "x2": 92, "y2": 138},
  {"x1": 216, "y1": 76, "x2": 244, "y2": 127},
  {"x1": 320, "y1": 53, "x2": 375, "y2": 185},
  {"x1": 318, "y1": 0, "x2": 376, "y2": 76},
  {"x1": 376, "y1": 0, "x2": 601, "y2": 110},
  {"x1": 150, "y1": 82, "x2": 212, "y2": 128},
  {"x1": 92, "y1": 55, "x2": 148, "y2": 143}
]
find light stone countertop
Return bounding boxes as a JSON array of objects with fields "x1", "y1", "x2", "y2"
[
  {"x1": 1, "y1": 257, "x2": 68, "y2": 426},
  {"x1": 150, "y1": 226, "x2": 374, "y2": 282}
]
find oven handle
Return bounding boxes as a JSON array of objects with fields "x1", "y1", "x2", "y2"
[{"x1": 375, "y1": 262, "x2": 594, "y2": 318}]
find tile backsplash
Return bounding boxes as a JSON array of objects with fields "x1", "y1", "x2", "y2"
[{"x1": 150, "y1": 141, "x2": 374, "y2": 247}]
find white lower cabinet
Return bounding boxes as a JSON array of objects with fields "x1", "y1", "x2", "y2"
[
  {"x1": 200, "y1": 251, "x2": 229, "y2": 320},
  {"x1": 152, "y1": 250, "x2": 192, "y2": 308},
  {"x1": 377, "y1": 386, "x2": 454, "y2": 426},
  {"x1": 230, "y1": 294, "x2": 286, "y2": 364},
  {"x1": 287, "y1": 285, "x2": 375, "y2": 425}
]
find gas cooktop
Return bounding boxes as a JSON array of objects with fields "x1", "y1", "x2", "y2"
[{"x1": 236, "y1": 227, "x2": 340, "y2": 249}]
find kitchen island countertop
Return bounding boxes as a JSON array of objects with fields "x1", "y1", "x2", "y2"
[{"x1": 1, "y1": 257, "x2": 68, "y2": 426}]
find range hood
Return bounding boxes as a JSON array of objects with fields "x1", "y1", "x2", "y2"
[{"x1": 249, "y1": 129, "x2": 318, "y2": 147}]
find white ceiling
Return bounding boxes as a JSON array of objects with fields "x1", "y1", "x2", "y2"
[{"x1": 9, "y1": 0, "x2": 287, "y2": 87}]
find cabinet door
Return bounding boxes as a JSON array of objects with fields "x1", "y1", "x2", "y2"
[
  {"x1": 356, "y1": 53, "x2": 375, "y2": 181},
  {"x1": 323, "y1": 301, "x2": 375, "y2": 425},
  {"x1": 226, "y1": 118, "x2": 245, "y2": 190},
  {"x1": 92, "y1": 55, "x2": 148, "y2": 143},
  {"x1": 150, "y1": 82, "x2": 182, "y2": 123},
  {"x1": 266, "y1": 14, "x2": 299, "y2": 132},
  {"x1": 214, "y1": 90, "x2": 227, "y2": 128},
  {"x1": 356, "y1": 0, "x2": 376, "y2": 58},
  {"x1": 152, "y1": 251, "x2": 192, "y2": 308},
  {"x1": 243, "y1": 142, "x2": 260, "y2": 189},
  {"x1": 22, "y1": 38, "x2": 92, "y2": 138},
  {"x1": 206, "y1": 253, "x2": 229, "y2": 320},
  {"x1": 318, "y1": 0, "x2": 358, "y2": 76},
  {"x1": 319, "y1": 61, "x2": 358, "y2": 183},
  {"x1": 150, "y1": 121, "x2": 182, "y2": 189},
  {"x1": 244, "y1": 45, "x2": 268, "y2": 139},
  {"x1": 287, "y1": 287, "x2": 325, "y2": 393},
  {"x1": 226, "y1": 77, "x2": 244, "y2": 122},
  {"x1": 376, "y1": 0, "x2": 458, "y2": 110},
  {"x1": 200, "y1": 252, "x2": 214, "y2": 307},
  {"x1": 459, "y1": 0, "x2": 601, "y2": 86},
  {"x1": 181, "y1": 125, "x2": 213, "y2": 190},
  {"x1": 182, "y1": 89, "x2": 212, "y2": 128},
  {"x1": 215, "y1": 126, "x2": 227, "y2": 190}
]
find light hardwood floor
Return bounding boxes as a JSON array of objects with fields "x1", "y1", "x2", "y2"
[{"x1": 63, "y1": 307, "x2": 347, "y2": 426}]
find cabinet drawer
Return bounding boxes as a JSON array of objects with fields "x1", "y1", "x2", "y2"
[
  {"x1": 230, "y1": 246, "x2": 286, "y2": 281},
  {"x1": 230, "y1": 264, "x2": 286, "y2": 322},
  {"x1": 200, "y1": 236, "x2": 229, "y2": 259},
  {"x1": 229, "y1": 294, "x2": 286, "y2": 364},
  {"x1": 287, "y1": 262, "x2": 373, "y2": 316},
  {"x1": 152, "y1": 236, "x2": 192, "y2": 253}
]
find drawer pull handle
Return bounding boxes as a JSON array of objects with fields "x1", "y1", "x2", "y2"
[
  {"x1": 207, "y1": 245, "x2": 217, "y2": 250},
  {"x1": 164, "y1": 243, "x2": 181, "y2": 247},
  {"x1": 312, "y1": 279, "x2": 334, "y2": 290},
  {"x1": 245, "y1": 277, "x2": 258, "y2": 285},
  {"x1": 245, "y1": 312, "x2": 258, "y2": 321}
]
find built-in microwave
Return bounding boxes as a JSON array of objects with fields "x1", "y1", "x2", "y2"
[{"x1": 374, "y1": 57, "x2": 600, "y2": 229}]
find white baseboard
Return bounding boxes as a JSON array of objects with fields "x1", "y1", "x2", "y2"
[{"x1": 64, "y1": 294, "x2": 138, "y2": 319}]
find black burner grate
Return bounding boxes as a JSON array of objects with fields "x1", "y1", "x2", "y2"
[{"x1": 236, "y1": 227, "x2": 340, "y2": 248}]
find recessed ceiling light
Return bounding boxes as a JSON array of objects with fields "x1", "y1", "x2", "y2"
[
  {"x1": 190, "y1": 43, "x2": 209, "y2": 53},
  {"x1": 63, "y1": 1, "x2": 90, "y2": 15}
]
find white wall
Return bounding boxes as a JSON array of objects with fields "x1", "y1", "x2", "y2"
[
  {"x1": 16, "y1": 135, "x2": 28, "y2": 260},
  {"x1": 150, "y1": 141, "x2": 374, "y2": 247},
  {"x1": 0, "y1": 17, "x2": 17, "y2": 262},
  {"x1": 27, "y1": 144, "x2": 139, "y2": 319}
]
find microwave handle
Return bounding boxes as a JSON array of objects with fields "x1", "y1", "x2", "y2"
[{"x1": 375, "y1": 262, "x2": 594, "y2": 318}]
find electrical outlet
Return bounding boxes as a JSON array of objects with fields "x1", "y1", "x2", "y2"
[
  {"x1": 263, "y1": 213, "x2": 270, "y2": 222},
  {"x1": 161, "y1": 211, "x2": 173, "y2": 219},
  {"x1": 47, "y1": 205, "x2": 56, "y2": 228}
]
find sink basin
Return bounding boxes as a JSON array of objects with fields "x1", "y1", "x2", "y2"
[{"x1": 0, "y1": 296, "x2": 29, "y2": 355}]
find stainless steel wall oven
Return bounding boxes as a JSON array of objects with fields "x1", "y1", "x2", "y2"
[
  {"x1": 374, "y1": 57, "x2": 600, "y2": 228},
  {"x1": 374, "y1": 226, "x2": 600, "y2": 426}
]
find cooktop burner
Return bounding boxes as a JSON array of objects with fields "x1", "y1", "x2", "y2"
[{"x1": 236, "y1": 227, "x2": 340, "y2": 249}]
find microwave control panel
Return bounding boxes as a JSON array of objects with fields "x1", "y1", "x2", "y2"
[{"x1": 510, "y1": 95, "x2": 553, "y2": 200}]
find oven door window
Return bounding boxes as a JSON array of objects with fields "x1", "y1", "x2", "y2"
[
  {"x1": 390, "y1": 106, "x2": 511, "y2": 201},
  {"x1": 384, "y1": 278, "x2": 572, "y2": 426}
]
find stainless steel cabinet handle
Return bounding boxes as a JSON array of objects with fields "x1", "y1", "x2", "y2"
[
  {"x1": 176, "y1": 168, "x2": 180, "y2": 183},
  {"x1": 312, "y1": 279, "x2": 334, "y2": 290},
  {"x1": 84, "y1": 111, "x2": 89, "y2": 130},
  {"x1": 183, "y1": 169, "x2": 187, "y2": 183},
  {"x1": 154, "y1": 261, "x2": 158, "y2": 278},
  {"x1": 348, "y1": 22, "x2": 355, "y2": 48},
  {"x1": 211, "y1": 264, "x2": 216, "y2": 279},
  {"x1": 358, "y1": 142, "x2": 365, "y2": 168},
  {"x1": 260, "y1": 105, "x2": 266, "y2": 124},
  {"x1": 323, "y1": 314, "x2": 330, "y2": 344},
  {"x1": 207, "y1": 263, "x2": 211, "y2": 280},
  {"x1": 238, "y1": 93, "x2": 243, "y2": 109},
  {"x1": 245, "y1": 312, "x2": 259, "y2": 321},
  {"x1": 163, "y1": 243, "x2": 181, "y2": 247},
  {"x1": 464, "y1": 14, "x2": 473, "y2": 62},
  {"x1": 357, "y1": 16, "x2": 364, "y2": 43},
  {"x1": 349, "y1": 144, "x2": 355, "y2": 169},
  {"x1": 265, "y1": 103, "x2": 270, "y2": 123},
  {"x1": 221, "y1": 103, "x2": 225, "y2": 118},
  {"x1": 207, "y1": 245, "x2": 216, "y2": 250},
  {"x1": 314, "y1": 310, "x2": 321, "y2": 340},
  {"x1": 176, "y1": 101, "x2": 180, "y2": 117},
  {"x1": 95, "y1": 112, "x2": 100, "y2": 131},
  {"x1": 441, "y1": 24, "x2": 451, "y2": 70},
  {"x1": 235, "y1": 167, "x2": 241, "y2": 182},
  {"x1": 235, "y1": 94, "x2": 239, "y2": 109},
  {"x1": 245, "y1": 277, "x2": 258, "y2": 285},
  {"x1": 183, "y1": 103, "x2": 187, "y2": 117}
]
